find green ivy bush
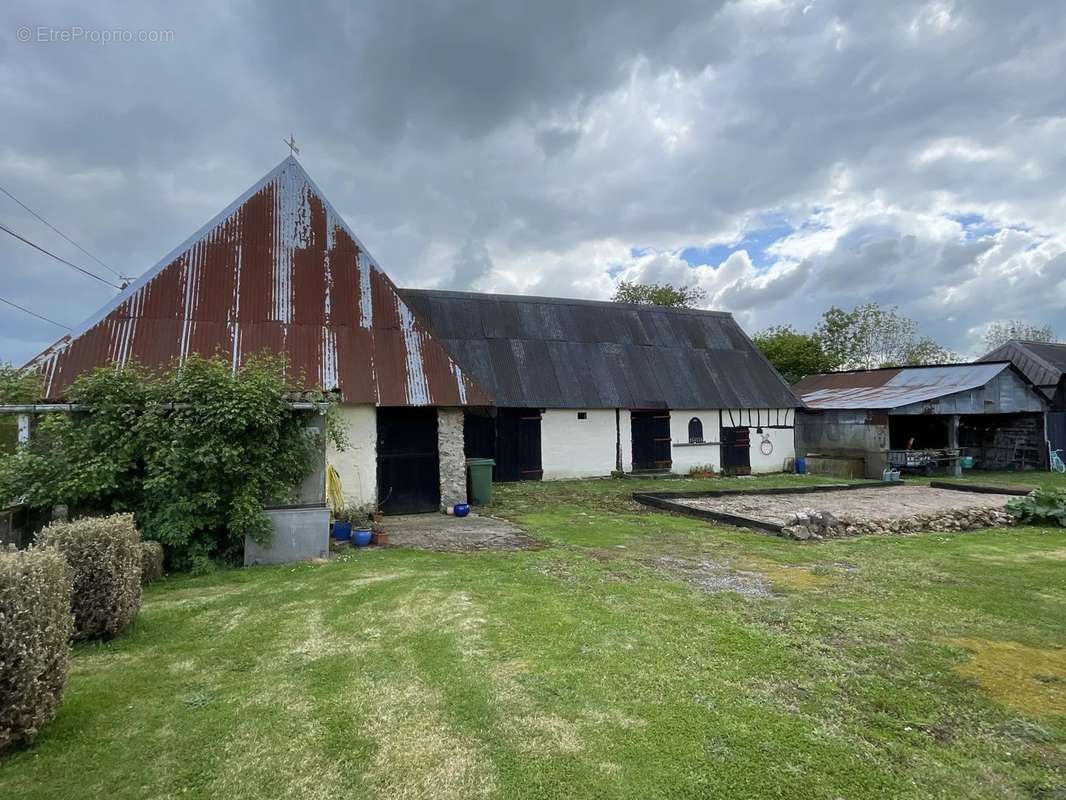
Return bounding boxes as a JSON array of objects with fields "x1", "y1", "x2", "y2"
[
  {"x1": 140, "y1": 541, "x2": 164, "y2": 584},
  {"x1": 1007, "y1": 488, "x2": 1066, "y2": 527},
  {"x1": 0, "y1": 355, "x2": 333, "y2": 572},
  {"x1": 0, "y1": 546, "x2": 73, "y2": 751},
  {"x1": 0, "y1": 364, "x2": 40, "y2": 455},
  {"x1": 37, "y1": 514, "x2": 142, "y2": 640}
]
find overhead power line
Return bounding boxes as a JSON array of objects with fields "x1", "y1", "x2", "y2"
[
  {"x1": 0, "y1": 220, "x2": 123, "y2": 290},
  {"x1": 0, "y1": 182, "x2": 128, "y2": 281},
  {"x1": 0, "y1": 295, "x2": 72, "y2": 331}
]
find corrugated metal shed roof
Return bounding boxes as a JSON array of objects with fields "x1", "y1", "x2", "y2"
[
  {"x1": 794, "y1": 362, "x2": 1016, "y2": 409},
  {"x1": 25, "y1": 157, "x2": 489, "y2": 407},
  {"x1": 980, "y1": 340, "x2": 1066, "y2": 390},
  {"x1": 399, "y1": 289, "x2": 801, "y2": 410}
]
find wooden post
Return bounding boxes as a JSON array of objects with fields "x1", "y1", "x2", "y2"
[
  {"x1": 16, "y1": 413, "x2": 30, "y2": 445},
  {"x1": 948, "y1": 414, "x2": 962, "y2": 477}
]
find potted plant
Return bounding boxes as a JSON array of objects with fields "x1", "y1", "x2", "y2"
[{"x1": 332, "y1": 504, "x2": 356, "y2": 541}]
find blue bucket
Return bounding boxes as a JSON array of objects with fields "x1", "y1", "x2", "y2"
[
  {"x1": 353, "y1": 528, "x2": 372, "y2": 547},
  {"x1": 795, "y1": 457, "x2": 807, "y2": 475}
]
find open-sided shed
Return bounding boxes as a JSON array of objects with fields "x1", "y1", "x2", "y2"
[{"x1": 793, "y1": 362, "x2": 1049, "y2": 478}]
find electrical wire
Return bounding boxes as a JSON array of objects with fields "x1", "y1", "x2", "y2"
[
  {"x1": 0, "y1": 221, "x2": 123, "y2": 290},
  {"x1": 0, "y1": 182, "x2": 128, "y2": 281},
  {"x1": 0, "y1": 295, "x2": 72, "y2": 331}
]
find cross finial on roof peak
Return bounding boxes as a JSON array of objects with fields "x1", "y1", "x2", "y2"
[{"x1": 283, "y1": 133, "x2": 300, "y2": 157}]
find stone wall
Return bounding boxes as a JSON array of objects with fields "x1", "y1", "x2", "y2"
[
  {"x1": 780, "y1": 506, "x2": 1015, "y2": 541},
  {"x1": 438, "y1": 408, "x2": 467, "y2": 509}
]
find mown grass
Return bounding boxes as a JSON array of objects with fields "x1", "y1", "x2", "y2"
[
  {"x1": 927, "y1": 469, "x2": 1066, "y2": 493},
  {"x1": 1, "y1": 475, "x2": 1064, "y2": 799}
]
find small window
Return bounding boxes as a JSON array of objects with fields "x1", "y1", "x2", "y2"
[
  {"x1": 688, "y1": 417, "x2": 704, "y2": 444},
  {"x1": 577, "y1": 412, "x2": 587, "y2": 420}
]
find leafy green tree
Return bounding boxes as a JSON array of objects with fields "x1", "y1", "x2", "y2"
[
  {"x1": 983, "y1": 320, "x2": 1057, "y2": 351},
  {"x1": 611, "y1": 280, "x2": 706, "y2": 308},
  {"x1": 752, "y1": 326, "x2": 837, "y2": 384},
  {"x1": 0, "y1": 364, "x2": 41, "y2": 455},
  {"x1": 814, "y1": 303, "x2": 956, "y2": 370},
  {"x1": 0, "y1": 355, "x2": 337, "y2": 572}
]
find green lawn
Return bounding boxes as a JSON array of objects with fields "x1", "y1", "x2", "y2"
[
  {"x1": 927, "y1": 469, "x2": 1066, "y2": 493},
  {"x1": 2, "y1": 475, "x2": 1065, "y2": 799}
]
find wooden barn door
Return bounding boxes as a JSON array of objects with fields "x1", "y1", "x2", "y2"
[
  {"x1": 1049, "y1": 412, "x2": 1066, "y2": 455},
  {"x1": 376, "y1": 408, "x2": 440, "y2": 514},
  {"x1": 721, "y1": 426, "x2": 751, "y2": 475},
  {"x1": 493, "y1": 409, "x2": 543, "y2": 482},
  {"x1": 631, "y1": 411, "x2": 672, "y2": 471}
]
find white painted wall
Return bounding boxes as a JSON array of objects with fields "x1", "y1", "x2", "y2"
[
  {"x1": 541, "y1": 409, "x2": 622, "y2": 479},
  {"x1": 669, "y1": 408, "x2": 797, "y2": 475},
  {"x1": 327, "y1": 404, "x2": 377, "y2": 507},
  {"x1": 748, "y1": 424, "x2": 796, "y2": 473},
  {"x1": 669, "y1": 410, "x2": 721, "y2": 475}
]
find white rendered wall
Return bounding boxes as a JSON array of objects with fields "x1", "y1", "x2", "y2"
[
  {"x1": 748, "y1": 424, "x2": 796, "y2": 473},
  {"x1": 327, "y1": 405, "x2": 377, "y2": 507},
  {"x1": 541, "y1": 409, "x2": 622, "y2": 479},
  {"x1": 669, "y1": 408, "x2": 797, "y2": 475},
  {"x1": 669, "y1": 410, "x2": 721, "y2": 475}
]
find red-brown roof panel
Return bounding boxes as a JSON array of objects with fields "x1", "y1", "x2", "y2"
[{"x1": 26, "y1": 157, "x2": 491, "y2": 407}]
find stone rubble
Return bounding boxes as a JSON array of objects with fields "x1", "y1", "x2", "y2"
[{"x1": 779, "y1": 505, "x2": 1016, "y2": 541}]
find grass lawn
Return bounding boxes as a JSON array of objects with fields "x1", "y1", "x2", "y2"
[
  {"x1": 927, "y1": 469, "x2": 1066, "y2": 493},
  {"x1": 2, "y1": 474, "x2": 1065, "y2": 799}
]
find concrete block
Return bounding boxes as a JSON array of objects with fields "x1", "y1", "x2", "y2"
[{"x1": 244, "y1": 505, "x2": 330, "y2": 566}]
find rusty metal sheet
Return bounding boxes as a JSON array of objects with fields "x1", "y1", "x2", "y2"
[
  {"x1": 26, "y1": 157, "x2": 490, "y2": 407},
  {"x1": 794, "y1": 363, "x2": 1015, "y2": 410}
]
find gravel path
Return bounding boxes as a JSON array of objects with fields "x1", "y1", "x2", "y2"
[{"x1": 676, "y1": 486, "x2": 1017, "y2": 526}]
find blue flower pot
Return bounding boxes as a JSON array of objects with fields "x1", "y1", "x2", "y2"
[
  {"x1": 453, "y1": 503, "x2": 470, "y2": 518},
  {"x1": 332, "y1": 521, "x2": 352, "y2": 541},
  {"x1": 353, "y1": 528, "x2": 372, "y2": 547}
]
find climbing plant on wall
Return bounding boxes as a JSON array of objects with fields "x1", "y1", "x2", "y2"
[{"x1": 0, "y1": 355, "x2": 341, "y2": 572}]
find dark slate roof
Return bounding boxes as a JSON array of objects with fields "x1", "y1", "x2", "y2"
[
  {"x1": 398, "y1": 289, "x2": 800, "y2": 410},
  {"x1": 980, "y1": 339, "x2": 1066, "y2": 390}
]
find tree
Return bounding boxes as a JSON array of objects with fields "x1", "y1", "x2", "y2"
[
  {"x1": 0, "y1": 355, "x2": 340, "y2": 573},
  {"x1": 983, "y1": 320, "x2": 1057, "y2": 352},
  {"x1": 814, "y1": 303, "x2": 956, "y2": 370},
  {"x1": 0, "y1": 364, "x2": 41, "y2": 455},
  {"x1": 612, "y1": 281, "x2": 706, "y2": 308},
  {"x1": 752, "y1": 326, "x2": 837, "y2": 384}
]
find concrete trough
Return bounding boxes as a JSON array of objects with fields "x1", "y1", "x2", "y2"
[{"x1": 244, "y1": 504, "x2": 330, "y2": 566}]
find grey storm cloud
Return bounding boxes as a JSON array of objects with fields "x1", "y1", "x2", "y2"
[{"x1": 1, "y1": 0, "x2": 1065, "y2": 365}]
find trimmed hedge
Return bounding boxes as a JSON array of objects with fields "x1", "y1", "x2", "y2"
[
  {"x1": 140, "y1": 541, "x2": 164, "y2": 584},
  {"x1": 37, "y1": 514, "x2": 142, "y2": 641},
  {"x1": 0, "y1": 546, "x2": 73, "y2": 751}
]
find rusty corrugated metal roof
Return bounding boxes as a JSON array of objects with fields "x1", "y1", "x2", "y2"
[
  {"x1": 794, "y1": 362, "x2": 1014, "y2": 409},
  {"x1": 25, "y1": 157, "x2": 490, "y2": 406}
]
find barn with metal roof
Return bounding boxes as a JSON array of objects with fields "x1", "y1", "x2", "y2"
[
  {"x1": 401, "y1": 289, "x2": 800, "y2": 482},
  {"x1": 793, "y1": 362, "x2": 1049, "y2": 478},
  {"x1": 980, "y1": 339, "x2": 1066, "y2": 452},
  {"x1": 20, "y1": 157, "x2": 801, "y2": 513}
]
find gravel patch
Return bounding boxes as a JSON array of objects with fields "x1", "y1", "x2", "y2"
[{"x1": 675, "y1": 486, "x2": 1017, "y2": 527}]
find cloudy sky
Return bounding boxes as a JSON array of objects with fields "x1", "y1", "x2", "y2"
[{"x1": 2, "y1": 0, "x2": 1064, "y2": 365}]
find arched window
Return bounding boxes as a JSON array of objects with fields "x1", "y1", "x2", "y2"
[{"x1": 688, "y1": 417, "x2": 704, "y2": 444}]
